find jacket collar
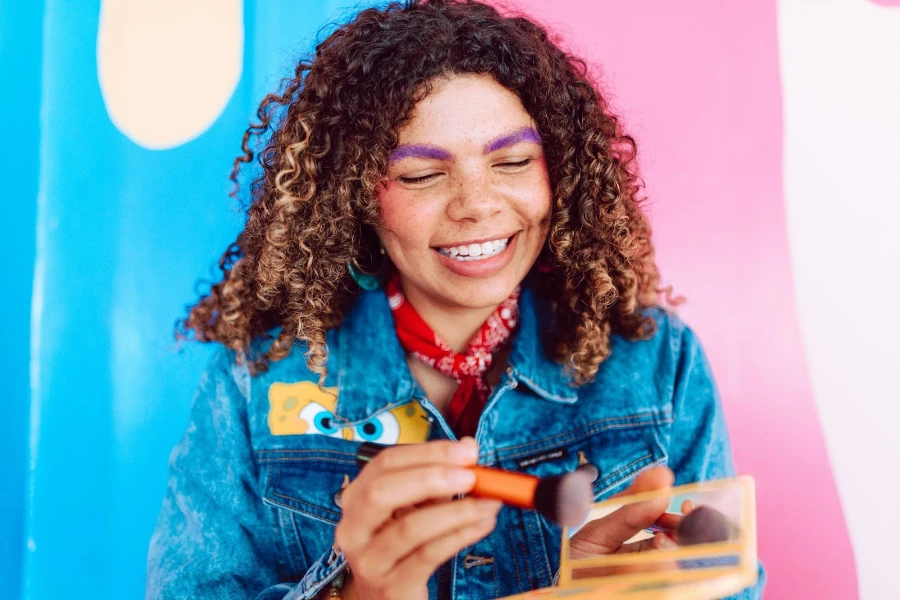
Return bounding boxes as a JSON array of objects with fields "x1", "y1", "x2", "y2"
[
  {"x1": 506, "y1": 287, "x2": 578, "y2": 403},
  {"x1": 331, "y1": 285, "x2": 576, "y2": 424},
  {"x1": 331, "y1": 290, "x2": 419, "y2": 425}
]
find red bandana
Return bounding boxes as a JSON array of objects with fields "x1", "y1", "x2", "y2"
[{"x1": 385, "y1": 273, "x2": 520, "y2": 439}]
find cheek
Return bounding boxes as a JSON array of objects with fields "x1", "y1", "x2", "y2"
[
  {"x1": 377, "y1": 182, "x2": 435, "y2": 246},
  {"x1": 377, "y1": 180, "x2": 405, "y2": 224},
  {"x1": 521, "y1": 158, "x2": 553, "y2": 223}
]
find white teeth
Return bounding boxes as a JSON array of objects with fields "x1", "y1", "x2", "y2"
[{"x1": 436, "y1": 237, "x2": 509, "y2": 261}]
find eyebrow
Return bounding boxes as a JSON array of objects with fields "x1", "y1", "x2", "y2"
[
  {"x1": 388, "y1": 126, "x2": 542, "y2": 163},
  {"x1": 484, "y1": 127, "x2": 542, "y2": 153},
  {"x1": 388, "y1": 144, "x2": 453, "y2": 163}
]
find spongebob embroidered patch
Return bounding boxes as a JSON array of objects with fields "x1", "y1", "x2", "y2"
[{"x1": 267, "y1": 381, "x2": 431, "y2": 444}]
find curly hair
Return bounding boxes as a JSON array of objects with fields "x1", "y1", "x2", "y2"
[{"x1": 181, "y1": 0, "x2": 678, "y2": 386}]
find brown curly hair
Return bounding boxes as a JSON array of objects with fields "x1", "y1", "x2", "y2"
[{"x1": 181, "y1": 0, "x2": 678, "y2": 386}]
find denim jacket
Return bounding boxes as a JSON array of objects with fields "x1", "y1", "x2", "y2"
[{"x1": 147, "y1": 287, "x2": 765, "y2": 599}]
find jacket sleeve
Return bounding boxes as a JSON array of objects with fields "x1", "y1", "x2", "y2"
[
  {"x1": 666, "y1": 322, "x2": 766, "y2": 600},
  {"x1": 146, "y1": 349, "x2": 346, "y2": 600}
]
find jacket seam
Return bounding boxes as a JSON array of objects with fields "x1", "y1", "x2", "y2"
[
  {"x1": 595, "y1": 455, "x2": 667, "y2": 497},
  {"x1": 263, "y1": 495, "x2": 341, "y2": 525},
  {"x1": 490, "y1": 415, "x2": 673, "y2": 461}
]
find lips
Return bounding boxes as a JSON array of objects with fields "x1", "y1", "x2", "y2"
[{"x1": 432, "y1": 232, "x2": 520, "y2": 278}]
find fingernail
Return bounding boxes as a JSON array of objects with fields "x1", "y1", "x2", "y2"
[
  {"x1": 452, "y1": 437, "x2": 479, "y2": 461},
  {"x1": 656, "y1": 534, "x2": 678, "y2": 549},
  {"x1": 447, "y1": 468, "x2": 476, "y2": 487}
]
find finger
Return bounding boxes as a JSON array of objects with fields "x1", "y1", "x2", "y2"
[
  {"x1": 343, "y1": 438, "x2": 478, "y2": 523},
  {"x1": 390, "y1": 496, "x2": 454, "y2": 522},
  {"x1": 568, "y1": 501, "x2": 662, "y2": 556},
  {"x1": 569, "y1": 467, "x2": 673, "y2": 555},
  {"x1": 386, "y1": 513, "x2": 498, "y2": 589},
  {"x1": 616, "y1": 531, "x2": 679, "y2": 554},
  {"x1": 613, "y1": 465, "x2": 674, "y2": 498},
  {"x1": 357, "y1": 498, "x2": 502, "y2": 579},
  {"x1": 654, "y1": 512, "x2": 683, "y2": 531},
  {"x1": 681, "y1": 499, "x2": 694, "y2": 515},
  {"x1": 653, "y1": 532, "x2": 679, "y2": 550},
  {"x1": 337, "y1": 465, "x2": 477, "y2": 551},
  {"x1": 363, "y1": 437, "x2": 479, "y2": 475},
  {"x1": 617, "y1": 536, "x2": 657, "y2": 554}
]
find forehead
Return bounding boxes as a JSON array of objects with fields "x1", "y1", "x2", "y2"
[{"x1": 396, "y1": 73, "x2": 535, "y2": 147}]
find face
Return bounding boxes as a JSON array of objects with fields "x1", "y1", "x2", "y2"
[{"x1": 376, "y1": 73, "x2": 552, "y2": 314}]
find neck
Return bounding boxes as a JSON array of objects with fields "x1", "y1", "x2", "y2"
[{"x1": 401, "y1": 287, "x2": 499, "y2": 352}]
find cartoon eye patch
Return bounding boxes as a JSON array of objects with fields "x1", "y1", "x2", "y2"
[{"x1": 268, "y1": 381, "x2": 431, "y2": 444}]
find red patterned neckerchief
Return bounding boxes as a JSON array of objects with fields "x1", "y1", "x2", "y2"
[{"x1": 385, "y1": 273, "x2": 520, "y2": 439}]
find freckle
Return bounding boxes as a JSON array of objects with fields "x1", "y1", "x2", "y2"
[
  {"x1": 283, "y1": 397, "x2": 298, "y2": 411},
  {"x1": 279, "y1": 415, "x2": 287, "y2": 422},
  {"x1": 406, "y1": 405, "x2": 416, "y2": 417}
]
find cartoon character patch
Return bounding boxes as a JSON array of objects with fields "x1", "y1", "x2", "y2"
[{"x1": 267, "y1": 381, "x2": 431, "y2": 444}]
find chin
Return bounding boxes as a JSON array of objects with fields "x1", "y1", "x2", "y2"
[{"x1": 441, "y1": 272, "x2": 524, "y2": 308}]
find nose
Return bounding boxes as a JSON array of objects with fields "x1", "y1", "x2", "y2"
[{"x1": 446, "y1": 168, "x2": 503, "y2": 223}]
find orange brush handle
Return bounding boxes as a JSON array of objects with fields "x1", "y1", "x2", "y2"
[{"x1": 468, "y1": 465, "x2": 539, "y2": 509}]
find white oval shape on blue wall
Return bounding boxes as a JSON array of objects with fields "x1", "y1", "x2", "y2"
[{"x1": 97, "y1": 0, "x2": 243, "y2": 149}]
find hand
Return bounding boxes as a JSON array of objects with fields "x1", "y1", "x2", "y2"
[
  {"x1": 566, "y1": 465, "x2": 676, "y2": 576},
  {"x1": 334, "y1": 438, "x2": 502, "y2": 600}
]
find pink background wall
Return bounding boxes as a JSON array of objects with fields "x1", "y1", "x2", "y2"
[{"x1": 514, "y1": 1, "x2": 858, "y2": 598}]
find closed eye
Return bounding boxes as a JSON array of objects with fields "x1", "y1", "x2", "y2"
[
  {"x1": 496, "y1": 158, "x2": 533, "y2": 169},
  {"x1": 398, "y1": 172, "x2": 440, "y2": 184}
]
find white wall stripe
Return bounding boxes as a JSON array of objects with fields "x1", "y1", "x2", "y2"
[{"x1": 778, "y1": 1, "x2": 900, "y2": 597}]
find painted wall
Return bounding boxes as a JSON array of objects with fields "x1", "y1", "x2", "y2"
[
  {"x1": 1, "y1": 2, "x2": 43, "y2": 599},
  {"x1": 4, "y1": 0, "x2": 897, "y2": 598}
]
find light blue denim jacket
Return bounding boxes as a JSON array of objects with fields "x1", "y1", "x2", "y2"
[{"x1": 147, "y1": 287, "x2": 765, "y2": 599}]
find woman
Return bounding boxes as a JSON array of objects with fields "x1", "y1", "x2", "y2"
[{"x1": 147, "y1": 1, "x2": 764, "y2": 598}]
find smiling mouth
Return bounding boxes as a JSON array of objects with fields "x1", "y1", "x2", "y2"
[{"x1": 434, "y1": 235, "x2": 514, "y2": 261}]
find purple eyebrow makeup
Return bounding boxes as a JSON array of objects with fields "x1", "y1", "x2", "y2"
[
  {"x1": 484, "y1": 127, "x2": 542, "y2": 154},
  {"x1": 389, "y1": 144, "x2": 453, "y2": 162},
  {"x1": 388, "y1": 127, "x2": 542, "y2": 163}
]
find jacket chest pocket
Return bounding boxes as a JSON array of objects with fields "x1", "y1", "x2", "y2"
[
  {"x1": 578, "y1": 421, "x2": 669, "y2": 500},
  {"x1": 498, "y1": 417, "x2": 669, "y2": 499},
  {"x1": 490, "y1": 417, "x2": 669, "y2": 595},
  {"x1": 258, "y1": 447, "x2": 359, "y2": 569}
]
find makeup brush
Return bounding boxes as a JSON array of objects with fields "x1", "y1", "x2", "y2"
[
  {"x1": 650, "y1": 505, "x2": 735, "y2": 545},
  {"x1": 355, "y1": 442, "x2": 594, "y2": 527},
  {"x1": 675, "y1": 506, "x2": 734, "y2": 545}
]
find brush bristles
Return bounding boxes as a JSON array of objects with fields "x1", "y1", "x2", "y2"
[
  {"x1": 533, "y1": 470, "x2": 594, "y2": 527},
  {"x1": 677, "y1": 505, "x2": 733, "y2": 545}
]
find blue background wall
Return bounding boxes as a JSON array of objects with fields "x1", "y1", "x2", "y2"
[
  {"x1": 1, "y1": 2, "x2": 43, "y2": 599},
  {"x1": 1, "y1": 2, "x2": 379, "y2": 598}
]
